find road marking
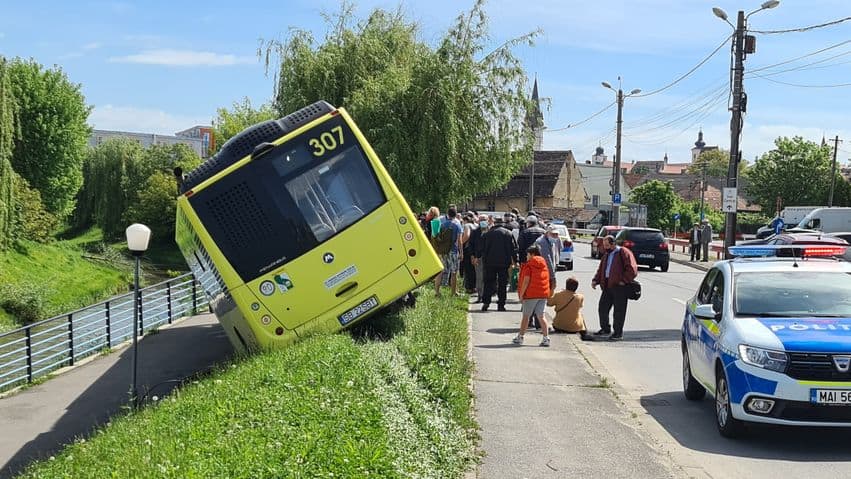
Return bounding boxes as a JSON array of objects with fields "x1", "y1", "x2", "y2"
[{"x1": 672, "y1": 298, "x2": 686, "y2": 305}]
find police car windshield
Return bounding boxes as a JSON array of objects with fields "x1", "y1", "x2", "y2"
[{"x1": 735, "y1": 272, "x2": 851, "y2": 317}]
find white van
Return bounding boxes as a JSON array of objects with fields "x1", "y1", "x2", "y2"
[
  {"x1": 781, "y1": 206, "x2": 826, "y2": 225},
  {"x1": 795, "y1": 207, "x2": 851, "y2": 233}
]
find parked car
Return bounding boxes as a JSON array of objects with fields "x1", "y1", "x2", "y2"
[
  {"x1": 590, "y1": 225, "x2": 624, "y2": 259},
  {"x1": 825, "y1": 232, "x2": 851, "y2": 261},
  {"x1": 549, "y1": 224, "x2": 574, "y2": 270},
  {"x1": 614, "y1": 227, "x2": 670, "y2": 272}
]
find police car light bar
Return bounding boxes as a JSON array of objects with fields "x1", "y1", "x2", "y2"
[{"x1": 729, "y1": 245, "x2": 847, "y2": 258}]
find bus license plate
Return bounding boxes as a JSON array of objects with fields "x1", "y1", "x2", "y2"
[
  {"x1": 810, "y1": 389, "x2": 851, "y2": 405},
  {"x1": 339, "y1": 296, "x2": 379, "y2": 326}
]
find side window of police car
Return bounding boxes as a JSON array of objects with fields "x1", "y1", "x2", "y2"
[
  {"x1": 709, "y1": 274, "x2": 725, "y2": 318},
  {"x1": 697, "y1": 269, "x2": 719, "y2": 305}
]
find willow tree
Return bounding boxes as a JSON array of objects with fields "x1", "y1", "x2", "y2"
[
  {"x1": 0, "y1": 57, "x2": 17, "y2": 249},
  {"x1": 261, "y1": 0, "x2": 538, "y2": 209}
]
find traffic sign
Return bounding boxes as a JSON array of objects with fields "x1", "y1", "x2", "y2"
[
  {"x1": 613, "y1": 193, "x2": 622, "y2": 205},
  {"x1": 673, "y1": 213, "x2": 681, "y2": 220},
  {"x1": 722, "y1": 187, "x2": 737, "y2": 213}
]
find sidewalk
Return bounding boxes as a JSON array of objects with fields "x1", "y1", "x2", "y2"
[
  {"x1": 0, "y1": 314, "x2": 233, "y2": 478},
  {"x1": 469, "y1": 298, "x2": 683, "y2": 478}
]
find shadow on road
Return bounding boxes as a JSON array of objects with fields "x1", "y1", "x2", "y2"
[
  {"x1": 0, "y1": 318, "x2": 233, "y2": 478},
  {"x1": 640, "y1": 391, "x2": 851, "y2": 461}
]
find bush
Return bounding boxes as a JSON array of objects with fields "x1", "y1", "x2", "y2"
[
  {"x1": 13, "y1": 173, "x2": 58, "y2": 242},
  {"x1": 0, "y1": 282, "x2": 53, "y2": 324}
]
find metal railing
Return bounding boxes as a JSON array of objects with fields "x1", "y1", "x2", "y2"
[{"x1": 0, "y1": 273, "x2": 208, "y2": 392}]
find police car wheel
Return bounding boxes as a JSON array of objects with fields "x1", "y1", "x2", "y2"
[
  {"x1": 682, "y1": 344, "x2": 706, "y2": 400},
  {"x1": 715, "y1": 371, "x2": 744, "y2": 438},
  {"x1": 566, "y1": 261, "x2": 573, "y2": 271}
]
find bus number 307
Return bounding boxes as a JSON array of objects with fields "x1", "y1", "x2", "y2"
[{"x1": 309, "y1": 126, "x2": 344, "y2": 157}]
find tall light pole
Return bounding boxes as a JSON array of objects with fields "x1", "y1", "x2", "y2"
[
  {"x1": 713, "y1": 0, "x2": 779, "y2": 256},
  {"x1": 602, "y1": 78, "x2": 641, "y2": 226},
  {"x1": 126, "y1": 223, "x2": 151, "y2": 408}
]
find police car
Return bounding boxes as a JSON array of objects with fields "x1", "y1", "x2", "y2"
[{"x1": 681, "y1": 244, "x2": 851, "y2": 437}]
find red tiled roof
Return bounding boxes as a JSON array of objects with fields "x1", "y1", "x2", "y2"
[{"x1": 601, "y1": 160, "x2": 635, "y2": 173}]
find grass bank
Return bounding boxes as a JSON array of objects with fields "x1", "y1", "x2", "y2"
[
  {"x1": 0, "y1": 228, "x2": 188, "y2": 333},
  {"x1": 19, "y1": 293, "x2": 478, "y2": 478}
]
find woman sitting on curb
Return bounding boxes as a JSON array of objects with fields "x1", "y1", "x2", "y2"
[
  {"x1": 547, "y1": 277, "x2": 593, "y2": 341},
  {"x1": 513, "y1": 244, "x2": 551, "y2": 347}
]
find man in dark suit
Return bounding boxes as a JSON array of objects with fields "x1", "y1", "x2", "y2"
[{"x1": 480, "y1": 217, "x2": 518, "y2": 312}]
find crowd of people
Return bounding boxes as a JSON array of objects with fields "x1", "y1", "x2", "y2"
[{"x1": 419, "y1": 205, "x2": 639, "y2": 346}]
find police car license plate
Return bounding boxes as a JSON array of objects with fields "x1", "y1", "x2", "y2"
[
  {"x1": 639, "y1": 253, "x2": 654, "y2": 259},
  {"x1": 338, "y1": 296, "x2": 379, "y2": 326},
  {"x1": 810, "y1": 389, "x2": 851, "y2": 405}
]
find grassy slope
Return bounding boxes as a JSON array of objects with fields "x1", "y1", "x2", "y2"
[
  {"x1": 19, "y1": 293, "x2": 478, "y2": 478},
  {"x1": 0, "y1": 228, "x2": 188, "y2": 332}
]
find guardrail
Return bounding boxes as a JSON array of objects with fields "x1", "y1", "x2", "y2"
[
  {"x1": 0, "y1": 273, "x2": 209, "y2": 393},
  {"x1": 667, "y1": 238, "x2": 725, "y2": 259}
]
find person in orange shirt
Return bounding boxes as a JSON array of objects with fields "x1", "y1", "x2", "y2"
[{"x1": 513, "y1": 244, "x2": 551, "y2": 347}]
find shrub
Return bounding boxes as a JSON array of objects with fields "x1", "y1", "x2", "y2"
[{"x1": 0, "y1": 282, "x2": 53, "y2": 324}]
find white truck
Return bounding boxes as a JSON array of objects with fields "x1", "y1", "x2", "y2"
[
  {"x1": 755, "y1": 206, "x2": 826, "y2": 239},
  {"x1": 781, "y1": 206, "x2": 826, "y2": 225},
  {"x1": 795, "y1": 207, "x2": 851, "y2": 233}
]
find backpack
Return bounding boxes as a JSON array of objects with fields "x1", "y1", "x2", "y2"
[{"x1": 432, "y1": 225, "x2": 455, "y2": 255}]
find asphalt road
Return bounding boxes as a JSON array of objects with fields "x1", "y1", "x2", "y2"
[{"x1": 563, "y1": 243, "x2": 851, "y2": 479}]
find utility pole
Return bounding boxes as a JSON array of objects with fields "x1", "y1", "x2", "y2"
[
  {"x1": 612, "y1": 87, "x2": 624, "y2": 226},
  {"x1": 724, "y1": 10, "x2": 746, "y2": 257},
  {"x1": 699, "y1": 159, "x2": 708, "y2": 220},
  {"x1": 829, "y1": 135, "x2": 841, "y2": 207}
]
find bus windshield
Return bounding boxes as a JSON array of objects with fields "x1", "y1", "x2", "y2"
[{"x1": 189, "y1": 116, "x2": 386, "y2": 282}]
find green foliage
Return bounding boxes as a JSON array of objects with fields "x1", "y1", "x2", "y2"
[
  {"x1": 20, "y1": 292, "x2": 476, "y2": 478},
  {"x1": 212, "y1": 97, "x2": 276, "y2": 151},
  {"x1": 686, "y1": 149, "x2": 748, "y2": 178},
  {"x1": 747, "y1": 136, "x2": 851, "y2": 210},
  {"x1": 736, "y1": 211, "x2": 772, "y2": 234},
  {"x1": 629, "y1": 180, "x2": 679, "y2": 230},
  {"x1": 124, "y1": 172, "x2": 179, "y2": 242},
  {"x1": 261, "y1": 0, "x2": 538, "y2": 210},
  {"x1": 12, "y1": 172, "x2": 58, "y2": 242},
  {"x1": 73, "y1": 140, "x2": 200, "y2": 240},
  {"x1": 0, "y1": 56, "x2": 19, "y2": 250},
  {"x1": 0, "y1": 281, "x2": 51, "y2": 324},
  {"x1": 671, "y1": 200, "x2": 724, "y2": 234},
  {"x1": 7, "y1": 58, "x2": 91, "y2": 220}
]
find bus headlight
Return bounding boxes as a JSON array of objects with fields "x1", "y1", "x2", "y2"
[{"x1": 738, "y1": 344, "x2": 787, "y2": 373}]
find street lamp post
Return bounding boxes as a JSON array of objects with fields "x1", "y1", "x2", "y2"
[
  {"x1": 125, "y1": 223, "x2": 151, "y2": 408},
  {"x1": 602, "y1": 78, "x2": 641, "y2": 226},
  {"x1": 713, "y1": 1, "x2": 779, "y2": 256}
]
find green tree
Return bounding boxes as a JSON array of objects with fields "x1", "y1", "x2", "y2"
[
  {"x1": 212, "y1": 97, "x2": 276, "y2": 151},
  {"x1": 687, "y1": 149, "x2": 743, "y2": 177},
  {"x1": 261, "y1": 0, "x2": 538, "y2": 210},
  {"x1": 629, "y1": 179, "x2": 679, "y2": 230},
  {"x1": 124, "y1": 171, "x2": 180, "y2": 242},
  {"x1": 747, "y1": 136, "x2": 849, "y2": 211},
  {"x1": 0, "y1": 57, "x2": 18, "y2": 249},
  {"x1": 72, "y1": 138, "x2": 145, "y2": 238},
  {"x1": 8, "y1": 59, "x2": 91, "y2": 220}
]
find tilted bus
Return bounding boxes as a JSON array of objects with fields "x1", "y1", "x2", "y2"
[{"x1": 173, "y1": 101, "x2": 443, "y2": 353}]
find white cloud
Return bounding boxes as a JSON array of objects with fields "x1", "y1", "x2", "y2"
[
  {"x1": 89, "y1": 104, "x2": 211, "y2": 135},
  {"x1": 109, "y1": 49, "x2": 255, "y2": 67}
]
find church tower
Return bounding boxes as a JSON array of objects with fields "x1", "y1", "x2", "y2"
[{"x1": 526, "y1": 79, "x2": 544, "y2": 151}]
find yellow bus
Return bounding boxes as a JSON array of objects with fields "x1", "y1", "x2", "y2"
[{"x1": 173, "y1": 101, "x2": 443, "y2": 354}]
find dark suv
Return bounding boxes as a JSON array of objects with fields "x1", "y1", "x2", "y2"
[{"x1": 614, "y1": 227, "x2": 670, "y2": 272}]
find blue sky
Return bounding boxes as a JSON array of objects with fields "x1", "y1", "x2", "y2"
[{"x1": 1, "y1": 0, "x2": 849, "y2": 164}]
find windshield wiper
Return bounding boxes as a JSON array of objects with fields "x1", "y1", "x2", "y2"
[{"x1": 738, "y1": 312, "x2": 798, "y2": 317}]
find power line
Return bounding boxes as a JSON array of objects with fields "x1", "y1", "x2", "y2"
[
  {"x1": 634, "y1": 34, "x2": 732, "y2": 98},
  {"x1": 746, "y1": 50, "x2": 851, "y2": 77},
  {"x1": 748, "y1": 39, "x2": 851, "y2": 74},
  {"x1": 749, "y1": 71, "x2": 851, "y2": 88},
  {"x1": 547, "y1": 101, "x2": 617, "y2": 132},
  {"x1": 752, "y1": 16, "x2": 851, "y2": 34}
]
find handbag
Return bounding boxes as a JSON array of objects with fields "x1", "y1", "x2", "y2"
[{"x1": 626, "y1": 280, "x2": 641, "y2": 301}]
